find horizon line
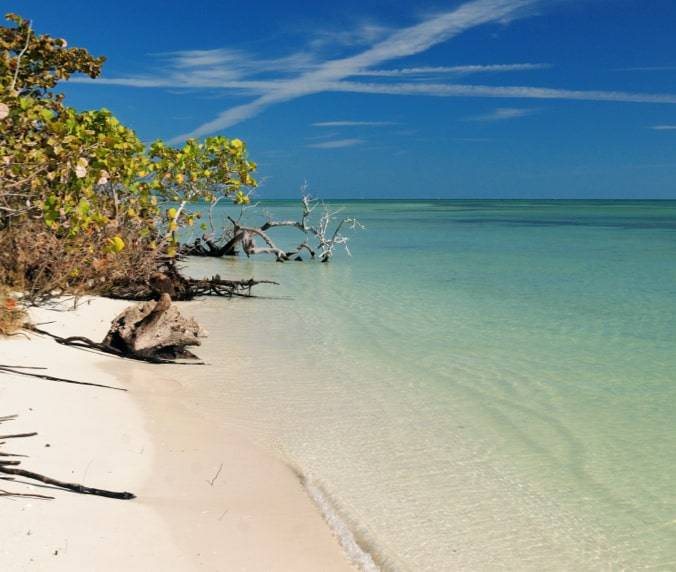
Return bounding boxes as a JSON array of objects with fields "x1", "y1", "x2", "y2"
[{"x1": 233, "y1": 197, "x2": 676, "y2": 201}]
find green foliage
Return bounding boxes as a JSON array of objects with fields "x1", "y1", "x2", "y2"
[
  {"x1": 146, "y1": 136, "x2": 257, "y2": 251},
  {"x1": 0, "y1": 13, "x2": 257, "y2": 268},
  {"x1": 2, "y1": 101, "x2": 154, "y2": 238},
  {"x1": 0, "y1": 13, "x2": 105, "y2": 97},
  {"x1": 148, "y1": 136, "x2": 256, "y2": 209},
  {"x1": 0, "y1": 12, "x2": 147, "y2": 239}
]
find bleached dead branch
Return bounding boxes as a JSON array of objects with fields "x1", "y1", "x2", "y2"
[{"x1": 182, "y1": 186, "x2": 362, "y2": 263}]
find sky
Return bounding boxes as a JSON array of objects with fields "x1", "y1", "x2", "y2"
[{"x1": 5, "y1": 0, "x2": 676, "y2": 198}]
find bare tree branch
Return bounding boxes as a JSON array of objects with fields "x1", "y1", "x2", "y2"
[
  {"x1": 183, "y1": 186, "x2": 361, "y2": 263},
  {"x1": 10, "y1": 20, "x2": 32, "y2": 94}
]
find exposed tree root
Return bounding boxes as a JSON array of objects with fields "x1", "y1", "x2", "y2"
[
  {"x1": 0, "y1": 415, "x2": 134, "y2": 500},
  {"x1": 186, "y1": 276, "x2": 279, "y2": 297},
  {"x1": 0, "y1": 488, "x2": 55, "y2": 500},
  {"x1": 0, "y1": 432, "x2": 38, "y2": 439},
  {"x1": 24, "y1": 325, "x2": 203, "y2": 365},
  {"x1": 0, "y1": 363, "x2": 126, "y2": 391},
  {"x1": 102, "y1": 259, "x2": 278, "y2": 301},
  {"x1": 0, "y1": 467, "x2": 135, "y2": 500}
]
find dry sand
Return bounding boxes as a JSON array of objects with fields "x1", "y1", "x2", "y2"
[{"x1": 0, "y1": 297, "x2": 354, "y2": 571}]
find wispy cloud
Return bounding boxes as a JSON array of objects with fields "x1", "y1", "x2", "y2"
[
  {"x1": 650, "y1": 125, "x2": 676, "y2": 130},
  {"x1": 169, "y1": 49, "x2": 316, "y2": 78},
  {"x1": 355, "y1": 63, "x2": 550, "y2": 77},
  {"x1": 76, "y1": 63, "x2": 549, "y2": 89},
  {"x1": 169, "y1": 49, "x2": 242, "y2": 69},
  {"x1": 465, "y1": 106, "x2": 536, "y2": 121},
  {"x1": 164, "y1": 0, "x2": 541, "y2": 142},
  {"x1": 86, "y1": 48, "x2": 317, "y2": 89},
  {"x1": 305, "y1": 131, "x2": 341, "y2": 140},
  {"x1": 308, "y1": 21, "x2": 391, "y2": 50},
  {"x1": 307, "y1": 138, "x2": 365, "y2": 149},
  {"x1": 619, "y1": 66, "x2": 676, "y2": 72},
  {"x1": 71, "y1": 0, "x2": 676, "y2": 144},
  {"x1": 312, "y1": 120, "x2": 398, "y2": 127},
  {"x1": 328, "y1": 81, "x2": 676, "y2": 104}
]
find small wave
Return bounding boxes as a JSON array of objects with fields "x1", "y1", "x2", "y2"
[{"x1": 303, "y1": 477, "x2": 381, "y2": 572}]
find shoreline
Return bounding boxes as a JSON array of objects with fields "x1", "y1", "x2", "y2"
[{"x1": 1, "y1": 297, "x2": 355, "y2": 571}]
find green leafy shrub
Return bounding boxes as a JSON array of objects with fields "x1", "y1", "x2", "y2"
[{"x1": 0, "y1": 13, "x2": 257, "y2": 298}]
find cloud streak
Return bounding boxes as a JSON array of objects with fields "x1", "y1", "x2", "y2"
[
  {"x1": 650, "y1": 125, "x2": 676, "y2": 130},
  {"x1": 619, "y1": 66, "x2": 676, "y2": 72},
  {"x1": 307, "y1": 138, "x2": 365, "y2": 149},
  {"x1": 72, "y1": 0, "x2": 676, "y2": 144},
  {"x1": 78, "y1": 63, "x2": 550, "y2": 89},
  {"x1": 308, "y1": 21, "x2": 391, "y2": 50},
  {"x1": 84, "y1": 76, "x2": 676, "y2": 107},
  {"x1": 465, "y1": 107, "x2": 536, "y2": 121},
  {"x1": 312, "y1": 120, "x2": 398, "y2": 127},
  {"x1": 328, "y1": 81, "x2": 676, "y2": 104},
  {"x1": 355, "y1": 63, "x2": 550, "y2": 77},
  {"x1": 165, "y1": 0, "x2": 539, "y2": 142}
]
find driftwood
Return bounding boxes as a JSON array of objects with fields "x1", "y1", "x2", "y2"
[
  {"x1": 186, "y1": 276, "x2": 279, "y2": 297},
  {"x1": 103, "y1": 292, "x2": 202, "y2": 360},
  {"x1": 182, "y1": 194, "x2": 363, "y2": 263},
  {"x1": 103, "y1": 260, "x2": 278, "y2": 301},
  {"x1": 0, "y1": 415, "x2": 134, "y2": 500},
  {"x1": 25, "y1": 326, "x2": 194, "y2": 365},
  {"x1": 27, "y1": 293, "x2": 207, "y2": 364}
]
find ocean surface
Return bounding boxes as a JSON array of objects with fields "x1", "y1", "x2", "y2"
[{"x1": 185, "y1": 200, "x2": 676, "y2": 570}]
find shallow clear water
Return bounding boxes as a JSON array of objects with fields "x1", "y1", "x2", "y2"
[{"x1": 186, "y1": 200, "x2": 676, "y2": 570}]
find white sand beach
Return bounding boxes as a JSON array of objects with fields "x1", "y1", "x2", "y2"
[{"x1": 0, "y1": 297, "x2": 353, "y2": 571}]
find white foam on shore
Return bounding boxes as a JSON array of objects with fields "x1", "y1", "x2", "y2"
[{"x1": 304, "y1": 477, "x2": 380, "y2": 572}]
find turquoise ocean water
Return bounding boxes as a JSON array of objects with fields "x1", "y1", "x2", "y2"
[{"x1": 186, "y1": 200, "x2": 676, "y2": 570}]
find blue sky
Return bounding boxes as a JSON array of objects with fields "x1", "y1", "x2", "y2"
[{"x1": 6, "y1": 0, "x2": 676, "y2": 198}]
